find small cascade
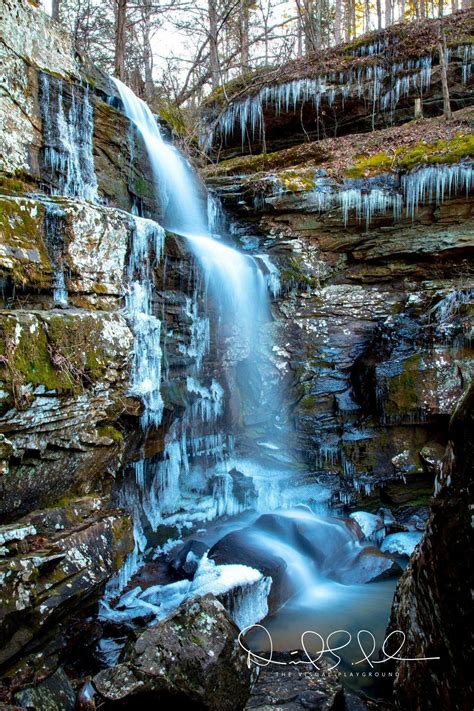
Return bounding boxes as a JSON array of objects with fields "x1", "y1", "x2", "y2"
[
  {"x1": 255, "y1": 254, "x2": 281, "y2": 298},
  {"x1": 42, "y1": 200, "x2": 68, "y2": 307},
  {"x1": 207, "y1": 192, "x2": 227, "y2": 235},
  {"x1": 39, "y1": 72, "x2": 98, "y2": 202}
]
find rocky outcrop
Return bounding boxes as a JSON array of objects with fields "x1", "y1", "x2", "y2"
[
  {"x1": 387, "y1": 385, "x2": 473, "y2": 711},
  {"x1": 0, "y1": 308, "x2": 133, "y2": 519},
  {"x1": 200, "y1": 11, "x2": 474, "y2": 158},
  {"x1": 93, "y1": 594, "x2": 256, "y2": 709},
  {"x1": 205, "y1": 104, "x2": 473, "y2": 509},
  {"x1": 0, "y1": 0, "x2": 160, "y2": 217},
  {"x1": 0, "y1": 497, "x2": 133, "y2": 668}
]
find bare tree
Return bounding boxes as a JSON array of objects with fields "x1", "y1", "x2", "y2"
[
  {"x1": 295, "y1": 0, "x2": 319, "y2": 52},
  {"x1": 115, "y1": 0, "x2": 128, "y2": 79},
  {"x1": 239, "y1": 0, "x2": 250, "y2": 71},
  {"x1": 52, "y1": 0, "x2": 60, "y2": 21},
  {"x1": 376, "y1": 0, "x2": 383, "y2": 30},
  {"x1": 334, "y1": 0, "x2": 342, "y2": 42},
  {"x1": 438, "y1": 25, "x2": 452, "y2": 119},
  {"x1": 208, "y1": 0, "x2": 220, "y2": 89}
]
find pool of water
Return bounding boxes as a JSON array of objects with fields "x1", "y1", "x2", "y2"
[{"x1": 244, "y1": 576, "x2": 398, "y2": 697}]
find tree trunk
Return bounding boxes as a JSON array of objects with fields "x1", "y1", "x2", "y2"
[
  {"x1": 114, "y1": 0, "x2": 127, "y2": 81},
  {"x1": 315, "y1": 0, "x2": 322, "y2": 49},
  {"x1": 385, "y1": 0, "x2": 392, "y2": 26},
  {"x1": 438, "y1": 29, "x2": 452, "y2": 119},
  {"x1": 376, "y1": 0, "x2": 382, "y2": 30},
  {"x1": 297, "y1": 14, "x2": 303, "y2": 57},
  {"x1": 208, "y1": 0, "x2": 220, "y2": 90},
  {"x1": 140, "y1": 0, "x2": 154, "y2": 101},
  {"x1": 239, "y1": 0, "x2": 250, "y2": 71},
  {"x1": 344, "y1": 0, "x2": 352, "y2": 40},
  {"x1": 335, "y1": 0, "x2": 342, "y2": 43},
  {"x1": 51, "y1": 0, "x2": 60, "y2": 21},
  {"x1": 364, "y1": 0, "x2": 370, "y2": 32},
  {"x1": 296, "y1": 0, "x2": 317, "y2": 53}
]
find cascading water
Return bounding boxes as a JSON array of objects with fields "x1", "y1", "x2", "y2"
[
  {"x1": 102, "y1": 79, "x2": 399, "y2": 666},
  {"x1": 103, "y1": 78, "x2": 288, "y2": 606}
]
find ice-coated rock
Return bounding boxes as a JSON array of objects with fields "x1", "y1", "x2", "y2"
[
  {"x1": 381, "y1": 532, "x2": 423, "y2": 557},
  {"x1": 349, "y1": 511, "x2": 384, "y2": 541}
]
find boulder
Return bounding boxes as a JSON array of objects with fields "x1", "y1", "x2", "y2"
[
  {"x1": 349, "y1": 511, "x2": 384, "y2": 541},
  {"x1": 209, "y1": 527, "x2": 290, "y2": 612},
  {"x1": 333, "y1": 547, "x2": 402, "y2": 584},
  {"x1": 419, "y1": 445, "x2": 443, "y2": 476},
  {"x1": 245, "y1": 653, "x2": 345, "y2": 710},
  {"x1": 380, "y1": 532, "x2": 423, "y2": 558},
  {"x1": 0, "y1": 511, "x2": 133, "y2": 666},
  {"x1": 93, "y1": 594, "x2": 256, "y2": 710},
  {"x1": 13, "y1": 667, "x2": 75, "y2": 711}
]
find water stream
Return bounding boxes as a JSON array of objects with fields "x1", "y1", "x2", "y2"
[{"x1": 99, "y1": 79, "x2": 399, "y2": 692}]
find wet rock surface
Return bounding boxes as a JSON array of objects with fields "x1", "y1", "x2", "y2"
[
  {"x1": 93, "y1": 594, "x2": 256, "y2": 710},
  {"x1": 387, "y1": 385, "x2": 473, "y2": 711},
  {"x1": 245, "y1": 654, "x2": 345, "y2": 711}
]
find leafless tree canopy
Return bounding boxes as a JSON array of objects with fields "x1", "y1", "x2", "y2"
[{"x1": 49, "y1": 0, "x2": 466, "y2": 109}]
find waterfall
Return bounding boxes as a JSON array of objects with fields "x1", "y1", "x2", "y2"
[
  {"x1": 112, "y1": 78, "x2": 207, "y2": 235},
  {"x1": 103, "y1": 78, "x2": 286, "y2": 603},
  {"x1": 112, "y1": 77, "x2": 270, "y2": 349}
]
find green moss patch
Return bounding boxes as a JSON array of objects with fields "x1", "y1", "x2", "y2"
[
  {"x1": 0, "y1": 313, "x2": 115, "y2": 408},
  {"x1": 345, "y1": 133, "x2": 474, "y2": 178},
  {"x1": 0, "y1": 198, "x2": 53, "y2": 289},
  {"x1": 207, "y1": 143, "x2": 329, "y2": 177}
]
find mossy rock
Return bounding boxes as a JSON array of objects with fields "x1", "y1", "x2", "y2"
[
  {"x1": 0, "y1": 312, "x2": 124, "y2": 407},
  {"x1": 0, "y1": 197, "x2": 53, "y2": 289},
  {"x1": 345, "y1": 133, "x2": 474, "y2": 179}
]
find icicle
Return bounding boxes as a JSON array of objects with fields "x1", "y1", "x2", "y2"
[
  {"x1": 402, "y1": 163, "x2": 474, "y2": 221},
  {"x1": 43, "y1": 200, "x2": 68, "y2": 307},
  {"x1": 127, "y1": 216, "x2": 165, "y2": 429},
  {"x1": 39, "y1": 72, "x2": 98, "y2": 202}
]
